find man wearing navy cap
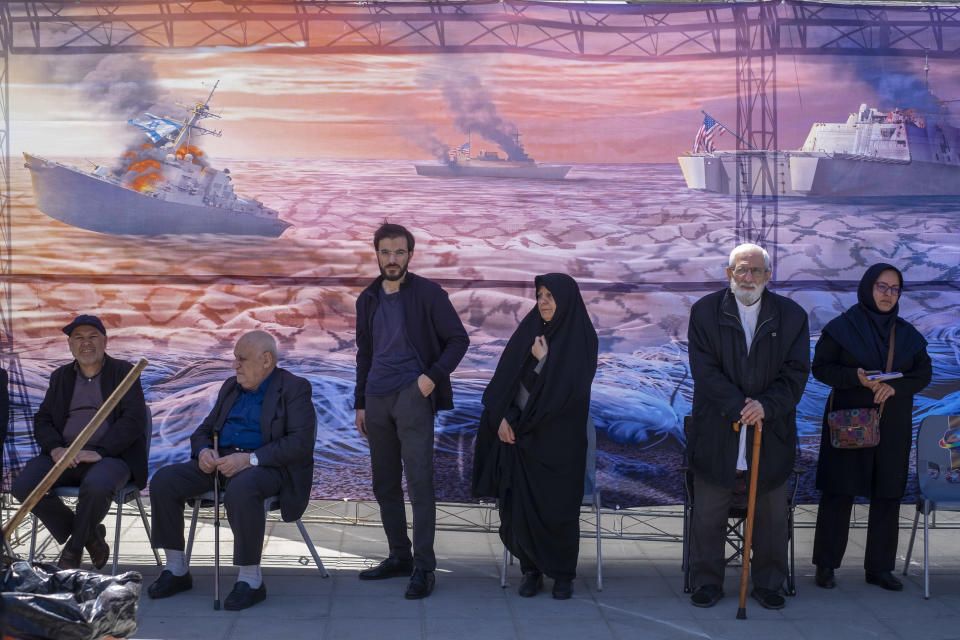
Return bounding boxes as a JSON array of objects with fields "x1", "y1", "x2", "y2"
[{"x1": 12, "y1": 314, "x2": 148, "y2": 570}]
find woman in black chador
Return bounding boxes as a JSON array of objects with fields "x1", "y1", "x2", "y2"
[
  {"x1": 472, "y1": 273, "x2": 598, "y2": 600},
  {"x1": 812, "y1": 263, "x2": 931, "y2": 591}
]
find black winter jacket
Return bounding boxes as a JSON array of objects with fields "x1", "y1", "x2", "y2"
[{"x1": 687, "y1": 288, "x2": 810, "y2": 492}]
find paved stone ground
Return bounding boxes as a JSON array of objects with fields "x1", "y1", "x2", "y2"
[{"x1": 12, "y1": 501, "x2": 960, "y2": 640}]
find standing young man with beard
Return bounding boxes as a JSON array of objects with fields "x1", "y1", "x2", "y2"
[
  {"x1": 686, "y1": 243, "x2": 810, "y2": 611},
  {"x1": 354, "y1": 222, "x2": 469, "y2": 599}
]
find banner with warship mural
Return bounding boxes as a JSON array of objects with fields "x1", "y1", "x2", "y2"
[{"x1": 4, "y1": 0, "x2": 960, "y2": 506}]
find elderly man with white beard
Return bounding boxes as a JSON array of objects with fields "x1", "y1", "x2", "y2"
[{"x1": 685, "y1": 243, "x2": 810, "y2": 611}]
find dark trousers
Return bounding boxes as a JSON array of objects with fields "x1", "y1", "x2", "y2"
[
  {"x1": 149, "y1": 457, "x2": 282, "y2": 566},
  {"x1": 813, "y1": 492, "x2": 901, "y2": 573},
  {"x1": 689, "y1": 475, "x2": 789, "y2": 591},
  {"x1": 12, "y1": 454, "x2": 131, "y2": 553},
  {"x1": 365, "y1": 381, "x2": 436, "y2": 571}
]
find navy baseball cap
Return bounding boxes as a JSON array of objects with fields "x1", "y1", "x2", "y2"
[{"x1": 62, "y1": 314, "x2": 107, "y2": 337}]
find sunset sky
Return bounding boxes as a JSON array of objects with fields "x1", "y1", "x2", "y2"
[{"x1": 10, "y1": 48, "x2": 960, "y2": 163}]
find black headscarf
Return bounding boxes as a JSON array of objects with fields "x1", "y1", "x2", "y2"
[{"x1": 822, "y1": 263, "x2": 927, "y2": 371}]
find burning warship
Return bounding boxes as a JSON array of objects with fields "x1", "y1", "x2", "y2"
[
  {"x1": 678, "y1": 103, "x2": 960, "y2": 197},
  {"x1": 415, "y1": 134, "x2": 571, "y2": 180},
  {"x1": 24, "y1": 82, "x2": 290, "y2": 237}
]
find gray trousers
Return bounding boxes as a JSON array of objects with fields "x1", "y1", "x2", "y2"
[
  {"x1": 365, "y1": 381, "x2": 436, "y2": 571},
  {"x1": 690, "y1": 475, "x2": 788, "y2": 592}
]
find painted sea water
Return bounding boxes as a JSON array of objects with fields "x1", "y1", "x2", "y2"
[{"x1": 8, "y1": 158, "x2": 960, "y2": 505}]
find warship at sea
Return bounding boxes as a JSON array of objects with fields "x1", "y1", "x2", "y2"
[
  {"x1": 415, "y1": 135, "x2": 571, "y2": 180},
  {"x1": 678, "y1": 103, "x2": 960, "y2": 197},
  {"x1": 24, "y1": 82, "x2": 290, "y2": 237}
]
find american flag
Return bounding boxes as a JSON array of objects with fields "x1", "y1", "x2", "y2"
[{"x1": 694, "y1": 114, "x2": 725, "y2": 153}]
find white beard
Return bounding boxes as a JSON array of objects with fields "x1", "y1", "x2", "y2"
[{"x1": 730, "y1": 278, "x2": 765, "y2": 306}]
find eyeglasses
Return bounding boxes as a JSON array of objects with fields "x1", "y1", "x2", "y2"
[
  {"x1": 874, "y1": 282, "x2": 901, "y2": 296},
  {"x1": 731, "y1": 266, "x2": 768, "y2": 278},
  {"x1": 378, "y1": 249, "x2": 409, "y2": 259}
]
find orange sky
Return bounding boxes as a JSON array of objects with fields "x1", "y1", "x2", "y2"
[{"x1": 10, "y1": 50, "x2": 959, "y2": 162}]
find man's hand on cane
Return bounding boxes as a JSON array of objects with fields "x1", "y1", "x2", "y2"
[{"x1": 740, "y1": 397, "x2": 765, "y2": 429}]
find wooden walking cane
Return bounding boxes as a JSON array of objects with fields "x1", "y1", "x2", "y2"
[
  {"x1": 736, "y1": 419, "x2": 763, "y2": 620},
  {"x1": 2, "y1": 358, "x2": 148, "y2": 544}
]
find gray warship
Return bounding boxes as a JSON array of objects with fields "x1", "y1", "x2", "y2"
[
  {"x1": 415, "y1": 135, "x2": 571, "y2": 180},
  {"x1": 678, "y1": 103, "x2": 960, "y2": 197},
  {"x1": 24, "y1": 83, "x2": 290, "y2": 237}
]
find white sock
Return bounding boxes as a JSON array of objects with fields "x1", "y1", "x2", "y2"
[
  {"x1": 237, "y1": 564, "x2": 262, "y2": 588},
  {"x1": 164, "y1": 549, "x2": 188, "y2": 576}
]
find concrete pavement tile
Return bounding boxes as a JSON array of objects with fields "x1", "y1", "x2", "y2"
[
  {"x1": 607, "y1": 618, "x2": 711, "y2": 640},
  {"x1": 697, "y1": 619, "x2": 806, "y2": 640},
  {"x1": 426, "y1": 617, "x2": 517, "y2": 640},
  {"x1": 331, "y1": 575, "x2": 416, "y2": 596},
  {"x1": 599, "y1": 596, "x2": 703, "y2": 621},
  {"x1": 422, "y1": 592, "x2": 510, "y2": 617},
  {"x1": 502, "y1": 591, "x2": 605, "y2": 620},
  {"x1": 227, "y1": 616, "x2": 331, "y2": 639},
  {"x1": 325, "y1": 617, "x2": 423, "y2": 640},
  {"x1": 789, "y1": 617, "x2": 898, "y2": 639},
  {"x1": 234, "y1": 594, "x2": 330, "y2": 619},
  {"x1": 259, "y1": 572, "x2": 334, "y2": 596},
  {"x1": 514, "y1": 617, "x2": 617, "y2": 640},
  {"x1": 329, "y1": 594, "x2": 423, "y2": 619},
  {"x1": 876, "y1": 614, "x2": 960, "y2": 640},
  {"x1": 130, "y1": 611, "x2": 233, "y2": 640},
  {"x1": 855, "y1": 590, "x2": 955, "y2": 619}
]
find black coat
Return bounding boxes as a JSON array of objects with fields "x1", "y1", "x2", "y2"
[
  {"x1": 355, "y1": 272, "x2": 469, "y2": 412},
  {"x1": 687, "y1": 288, "x2": 810, "y2": 493},
  {"x1": 33, "y1": 354, "x2": 149, "y2": 489},
  {"x1": 190, "y1": 368, "x2": 316, "y2": 522},
  {"x1": 813, "y1": 332, "x2": 932, "y2": 498}
]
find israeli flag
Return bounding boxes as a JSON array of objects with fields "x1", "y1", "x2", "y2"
[{"x1": 127, "y1": 113, "x2": 183, "y2": 144}]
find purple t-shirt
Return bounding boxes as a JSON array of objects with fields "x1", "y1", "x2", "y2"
[{"x1": 62, "y1": 368, "x2": 111, "y2": 447}]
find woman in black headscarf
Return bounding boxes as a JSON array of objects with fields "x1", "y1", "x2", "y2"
[
  {"x1": 812, "y1": 263, "x2": 931, "y2": 591},
  {"x1": 472, "y1": 273, "x2": 598, "y2": 600}
]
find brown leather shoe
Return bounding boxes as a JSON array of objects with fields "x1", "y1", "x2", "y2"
[
  {"x1": 85, "y1": 524, "x2": 110, "y2": 570},
  {"x1": 57, "y1": 547, "x2": 82, "y2": 570}
]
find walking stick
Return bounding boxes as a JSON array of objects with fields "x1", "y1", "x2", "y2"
[
  {"x1": 2, "y1": 358, "x2": 148, "y2": 543},
  {"x1": 213, "y1": 432, "x2": 221, "y2": 610},
  {"x1": 737, "y1": 420, "x2": 763, "y2": 620}
]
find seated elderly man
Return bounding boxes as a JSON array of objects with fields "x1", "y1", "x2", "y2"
[
  {"x1": 12, "y1": 314, "x2": 148, "y2": 570},
  {"x1": 147, "y1": 330, "x2": 316, "y2": 611}
]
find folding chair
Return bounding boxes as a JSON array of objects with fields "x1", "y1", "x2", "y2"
[
  {"x1": 902, "y1": 414, "x2": 960, "y2": 599},
  {"x1": 680, "y1": 416, "x2": 798, "y2": 595},
  {"x1": 500, "y1": 416, "x2": 603, "y2": 591},
  {"x1": 184, "y1": 490, "x2": 329, "y2": 578},
  {"x1": 29, "y1": 408, "x2": 162, "y2": 575}
]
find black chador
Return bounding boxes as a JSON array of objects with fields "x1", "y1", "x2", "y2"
[{"x1": 472, "y1": 273, "x2": 598, "y2": 581}]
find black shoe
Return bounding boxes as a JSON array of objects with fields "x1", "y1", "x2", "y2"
[
  {"x1": 57, "y1": 547, "x2": 82, "y2": 570},
  {"x1": 147, "y1": 570, "x2": 193, "y2": 599},
  {"x1": 690, "y1": 584, "x2": 723, "y2": 608},
  {"x1": 85, "y1": 524, "x2": 110, "y2": 571},
  {"x1": 552, "y1": 578, "x2": 573, "y2": 600},
  {"x1": 751, "y1": 587, "x2": 786, "y2": 610},
  {"x1": 223, "y1": 580, "x2": 267, "y2": 611},
  {"x1": 404, "y1": 569, "x2": 435, "y2": 599},
  {"x1": 865, "y1": 570, "x2": 903, "y2": 591},
  {"x1": 518, "y1": 571, "x2": 543, "y2": 598},
  {"x1": 815, "y1": 566, "x2": 836, "y2": 589},
  {"x1": 359, "y1": 556, "x2": 414, "y2": 580}
]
